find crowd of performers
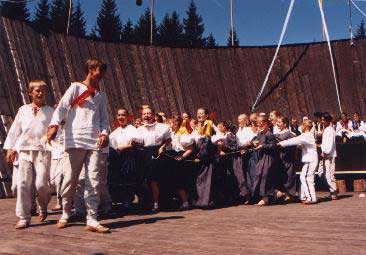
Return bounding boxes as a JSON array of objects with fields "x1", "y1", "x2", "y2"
[{"x1": 4, "y1": 58, "x2": 362, "y2": 233}]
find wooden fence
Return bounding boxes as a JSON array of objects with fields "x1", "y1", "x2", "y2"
[{"x1": 1, "y1": 17, "x2": 366, "y2": 130}]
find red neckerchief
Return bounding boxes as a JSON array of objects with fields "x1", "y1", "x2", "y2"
[
  {"x1": 31, "y1": 103, "x2": 45, "y2": 116},
  {"x1": 70, "y1": 84, "x2": 99, "y2": 107},
  {"x1": 32, "y1": 106, "x2": 40, "y2": 116}
]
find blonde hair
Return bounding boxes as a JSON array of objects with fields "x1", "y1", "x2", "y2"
[
  {"x1": 302, "y1": 119, "x2": 313, "y2": 129},
  {"x1": 28, "y1": 80, "x2": 47, "y2": 93}
]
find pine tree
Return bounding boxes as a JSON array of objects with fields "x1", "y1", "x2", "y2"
[
  {"x1": 121, "y1": 19, "x2": 136, "y2": 44},
  {"x1": 0, "y1": 0, "x2": 30, "y2": 22},
  {"x1": 227, "y1": 29, "x2": 239, "y2": 47},
  {"x1": 89, "y1": 27, "x2": 99, "y2": 40},
  {"x1": 134, "y1": 8, "x2": 157, "y2": 45},
  {"x1": 94, "y1": 0, "x2": 122, "y2": 42},
  {"x1": 70, "y1": 1, "x2": 86, "y2": 37},
  {"x1": 355, "y1": 19, "x2": 366, "y2": 39},
  {"x1": 50, "y1": 0, "x2": 68, "y2": 33},
  {"x1": 183, "y1": 1, "x2": 206, "y2": 48},
  {"x1": 157, "y1": 11, "x2": 184, "y2": 47},
  {"x1": 32, "y1": 0, "x2": 51, "y2": 33},
  {"x1": 206, "y1": 33, "x2": 218, "y2": 48}
]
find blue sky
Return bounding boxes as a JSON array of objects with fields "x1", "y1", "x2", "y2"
[{"x1": 27, "y1": 0, "x2": 366, "y2": 46}]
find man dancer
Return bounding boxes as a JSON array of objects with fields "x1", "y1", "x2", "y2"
[
  {"x1": 47, "y1": 58, "x2": 110, "y2": 233},
  {"x1": 318, "y1": 113, "x2": 338, "y2": 200}
]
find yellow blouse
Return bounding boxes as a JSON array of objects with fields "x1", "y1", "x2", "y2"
[{"x1": 198, "y1": 120, "x2": 215, "y2": 137}]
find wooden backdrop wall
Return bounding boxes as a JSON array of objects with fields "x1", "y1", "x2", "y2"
[{"x1": 1, "y1": 17, "x2": 366, "y2": 127}]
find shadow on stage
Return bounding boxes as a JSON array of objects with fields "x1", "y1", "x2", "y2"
[{"x1": 106, "y1": 215, "x2": 184, "y2": 229}]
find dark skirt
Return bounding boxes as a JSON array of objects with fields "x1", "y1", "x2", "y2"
[
  {"x1": 141, "y1": 145, "x2": 163, "y2": 182},
  {"x1": 251, "y1": 152, "x2": 279, "y2": 200},
  {"x1": 213, "y1": 154, "x2": 240, "y2": 205},
  {"x1": 193, "y1": 163, "x2": 215, "y2": 207},
  {"x1": 277, "y1": 147, "x2": 297, "y2": 197},
  {"x1": 247, "y1": 150, "x2": 259, "y2": 196},
  {"x1": 192, "y1": 137, "x2": 217, "y2": 207},
  {"x1": 108, "y1": 148, "x2": 139, "y2": 204},
  {"x1": 163, "y1": 150, "x2": 194, "y2": 190},
  {"x1": 232, "y1": 153, "x2": 250, "y2": 199}
]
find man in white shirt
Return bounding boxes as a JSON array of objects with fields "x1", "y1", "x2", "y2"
[
  {"x1": 4, "y1": 80, "x2": 54, "y2": 229},
  {"x1": 47, "y1": 59, "x2": 110, "y2": 233},
  {"x1": 318, "y1": 113, "x2": 338, "y2": 200}
]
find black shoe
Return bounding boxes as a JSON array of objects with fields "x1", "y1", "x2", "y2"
[
  {"x1": 178, "y1": 205, "x2": 191, "y2": 211},
  {"x1": 151, "y1": 207, "x2": 160, "y2": 214},
  {"x1": 31, "y1": 208, "x2": 37, "y2": 216}
]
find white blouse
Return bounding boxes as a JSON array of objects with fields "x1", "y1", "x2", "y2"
[
  {"x1": 170, "y1": 132, "x2": 194, "y2": 152},
  {"x1": 236, "y1": 127, "x2": 256, "y2": 147},
  {"x1": 4, "y1": 104, "x2": 54, "y2": 151},
  {"x1": 109, "y1": 125, "x2": 141, "y2": 150},
  {"x1": 137, "y1": 122, "x2": 171, "y2": 147}
]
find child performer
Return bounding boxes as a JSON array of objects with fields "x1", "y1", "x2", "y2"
[
  {"x1": 4, "y1": 80, "x2": 54, "y2": 229},
  {"x1": 279, "y1": 120, "x2": 318, "y2": 204}
]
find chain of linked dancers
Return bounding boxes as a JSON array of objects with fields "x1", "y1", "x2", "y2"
[{"x1": 3, "y1": 58, "x2": 340, "y2": 233}]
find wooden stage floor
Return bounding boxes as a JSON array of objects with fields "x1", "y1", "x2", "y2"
[{"x1": 0, "y1": 193, "x2": 365, "y2": 255}]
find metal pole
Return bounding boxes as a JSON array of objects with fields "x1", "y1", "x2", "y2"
[
  {"x1": 230, "y1": 0, "x2": 234, "y2": 47},
  {"x1": 348, "y1": 0, "x2": 354, "y2": 45},
  {"x1": 150, "y1": 0, "x2": 154, "y2": 45},
  {"x1": 66, "y1": 0, "x2": 72, "y2": 35}
]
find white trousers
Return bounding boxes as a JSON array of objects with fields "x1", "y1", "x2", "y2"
[
  {"x1": 74, "y1": 153, "x2": 111, "y2": 215},
  {"x1": 12, "y1": 164, "x2": 38, "y2": 212},
  {"x1": 318, "y1": 157, "x2": 337, "y2": 193},
  {"x1": 50, "y1": 157, "x2": 64, "y2": 206},
  {"x1": 99, "y1": 153, "x2": 112, "y2": 211},
  {"x1": 16, "y1": 151, "x2": 51, "y2": 223},
  {"x1": 60, "y1": 148, "x2": 101, "y2": 227},
  {"x1": 300, "y1": 162, "x2": 317, "y2": 202}
]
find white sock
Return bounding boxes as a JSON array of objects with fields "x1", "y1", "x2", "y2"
[
  {"x1": 182, "y1": 201, "x2": 189, "y2": 207},
  {"x1": 153, "y1": 202, "x2": 159, "y2": 209}
]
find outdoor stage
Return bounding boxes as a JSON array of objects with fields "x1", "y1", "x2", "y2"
[{"x1": 0, "y1": 193, "x2": 365, "y2": 255}]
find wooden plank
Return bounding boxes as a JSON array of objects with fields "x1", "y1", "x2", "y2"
[
  {"x1": 2, "y1": 18, "x2": 30, "y2": 104},
  {"x1": 58, "y1": 35, "x2": 77, "y2": 86},
  {"x1": 0, "y1": 20, "x2": 19, "y2": 116},
  {"x1": 25, "y1": 26, "x2": 57, "y2": 104},
  {"x1": 65, "y1": 35, "x2": 84, "y2": 82},
  {"x1": 117, "y1": 44, "x2": 143, "y2": 115},
  {"x1": 39, "y1": 35, "x2": 63, "y2": 103},
  {"x1": 105, "y1": 43, "x2": 133, "y2": 114},
  {"x1": 182, "y1": 48, "x2": 203, "y2": 112},
  {"x1": 137, "y1": 46, "x2": 161, "y2": 113},
  {"x1": 171, "y1": 48, "x2": 195, "y2": 116},
  {"x1": 164, "y1": 47, "x2": 186, "y2": 115},
  {"x1": 157, "y1": 47, "x2": 180, "y2": 115},
  {"x1": 205, "y1": 49, "x2": 227, "y2": 120}
]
